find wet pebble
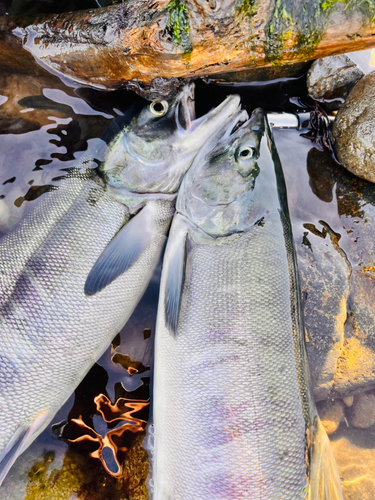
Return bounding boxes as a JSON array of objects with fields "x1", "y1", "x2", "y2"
[
  {"x1": 347, "y1": 390, "x2": 375, "y2": 429},
  {"x1": 343, "y1": 396, "x2": 354, "y2": 407},
  {"x1": 316, "y1": 399, "x2": 345, "y2": 435},
  {"x1": 307, "y1": 55, "x2": 364, "y2": 109},
  {"x1": 333, "y1": 71, "x2": 375, "y2": 183}
]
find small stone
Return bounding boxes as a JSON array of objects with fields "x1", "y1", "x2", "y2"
[
  {"x1": 316, "y1": 399, "x2": 345, "y2": 435},
  {"x1": 307, "y1": 55, "x2": 364, "y2": 109},
  {"x1": 347, "y1": 390, "x2": 375, "y2": 429},
  {"x1": 333, "y1": 71, "x2": 375, "y2": 183},
  {"x1": 343, "y1": 396, "x2": 354, "y2": 407}
]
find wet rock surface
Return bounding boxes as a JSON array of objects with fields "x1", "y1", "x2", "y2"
[
  {"x1": 298, "y1": 216, "x2": 350, "y2": 401},
  {"x1": 316, "y1": 399, "x2": 345, "y2": 435},
  {"x1": 347, "y1": 391, "x2": 375, "y2": 429},
  {"x1": 302, "y1": 148, "x2": 375, "y2": 400},
  {"x1": 333, "y1": 71, "x2": 375, "y2": 183},
  {"x1": 343, "y1": 396, "x2": 354, "y2": 407},
  {"x1": 277, "y1": 131, "x2": 375, "y2": 403},
  {"x1": 307, "y1": 55, "x2": 364, "y2": 109}
]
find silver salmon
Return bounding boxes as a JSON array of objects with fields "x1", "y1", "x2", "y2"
[
  {"x1": 0, "y1": 84, "x2": 240, "y2": 483},
  {"x1": 152, "y1": 108, "x2": 343, "y2": 499}
]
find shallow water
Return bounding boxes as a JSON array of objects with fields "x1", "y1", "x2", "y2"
[{"x1": 0, "y1": 27, "x2": 375, "y2": 499}]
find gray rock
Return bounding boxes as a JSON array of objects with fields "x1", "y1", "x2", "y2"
[
  {"x1": 347, "y1": 390, "x2": 375, "y2": 429},
  {"x1": 333, "y1": 70, "x2": 375, "y2": 183},
  {"x1": 276, "y1": 128, "x2": 375, "y2": 402},
  {"x1": 316, "y1": 399, "x2": 345, "y2": 435},
  {"x1": 307, "y1": 55, "x2": 364, "y2": 109},
  {"x1": 300, "y1": 147, "x2": 375, "y2": 401},
  {"x1": 298, "y1": 219, "x2": 350, "y2": 402}
]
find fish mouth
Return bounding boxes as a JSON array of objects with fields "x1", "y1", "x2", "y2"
[
  {"x1": 175, "y1": 82, "x2": 242, "y2": 137},
  {"x1": 176, "y1": 83, "x2": 196, "y2": 132},
  {"x1": 248, "y1": 107, "x2": 267, "y2": 131},
  {"x1": 178, "y1": 91, "x2": 242, "y2": 151},
  {"x1": 226, "y1": 107, "x2": 266, "y2": 139}
]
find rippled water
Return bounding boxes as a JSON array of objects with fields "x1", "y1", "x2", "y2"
[{"x1": 1, "y1": 17, "x2": 375, "y2": 498}]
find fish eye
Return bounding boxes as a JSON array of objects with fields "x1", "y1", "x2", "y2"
[
  {"x1": 238, "y1": 146, "x2": 255, "y2": 159},
  {"x1": 149, "y1": 100, "x2": 169, "y2": 117}
]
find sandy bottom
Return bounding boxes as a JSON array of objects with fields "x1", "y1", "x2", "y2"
[{"x1": 330, "y1": 425, "x2": 375, "y2": 500}]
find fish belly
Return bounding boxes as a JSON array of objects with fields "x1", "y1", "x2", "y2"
[
  {"x1": 0, "y1": 170, "x2": 173, "y2": 455},
  {"x1": 153, "y1": 215, "x2": 308, "y2": 500}
]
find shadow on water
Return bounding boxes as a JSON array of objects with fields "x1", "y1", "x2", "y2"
[{"x1": 1, "y1": 16, "x2": 375, "y2": 497}]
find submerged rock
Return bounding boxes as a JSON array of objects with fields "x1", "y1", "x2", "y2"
[
  {"x1": 298, "y1": 216, "x2": 350, "y2": 401},
  {"x1": 343, "y1": 395, "x2": 354, "y2": 407},
  {"x1": 299, "y1": 147, "x2": 375, "y2": 400},
  {"x1": 333, "y1": 71, "x2": 375, "y2": 183},
  {"x1": 316, "y1": 399, "x2": 345, "y2": 435},
  {"x1": 347, "y1": 390, "x2": 375, "y2": 429},
  {"x1": 307, "y1": 55, "x2": 364, "y2": 109},
  {"x1": 23, "y1": 435, "x2": 149, "y2": 500}
]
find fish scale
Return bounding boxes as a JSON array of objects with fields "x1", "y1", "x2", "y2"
[
  {"x1": 154, "y1": 216, "x2": 307, "y2": 500},
  {"x1": 0, "y1": 167, "x2": 173, "y2": 455}
]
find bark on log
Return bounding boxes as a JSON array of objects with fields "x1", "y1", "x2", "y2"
[{"x1": 1, "y1": 0, "x2": 375, "y2": 98}]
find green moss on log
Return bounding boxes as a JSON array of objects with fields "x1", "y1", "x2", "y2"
[
  {"x1": 265, "y1": 0, "x2": 296, "y2": 64},
  {"x1": 264, "y1": 0, "x2": 348, "y2": 64},
  {"x1": 237, "y1": 0, "x2": 256, "y2": 17},
  {"x1": 166, "y1": 0, "x2": 190, "y2": 47},
  {"x1": 295, "y1": 29, "x2": 321, "y2": 58},
  {"x1": 320, "y1": 0, "x2": 345, "y2": 11},
  {"x1": 345, "y1": 0, "x2": 375, "y2": 23}
]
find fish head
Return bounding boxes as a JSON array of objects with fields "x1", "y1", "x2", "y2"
[
  {"x1": 177, "y1": 107, "x2": 283, "y2": 237},
  {"x1": 101, "y1": 84, "x2": 241, "y2": 197}
]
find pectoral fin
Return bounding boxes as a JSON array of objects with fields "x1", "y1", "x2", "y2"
[
  {"x1": 164, "y1": 222, "x2": 189, "y2": 336},
  {"x1": 0, "y1": 410, "x2": 50, "y2": 486},
  {"x1": 309, "y1": 417, "x2": 343, "y2": 500},
  {"x1": 85, "y1": 203, "x2": 158, "y2": 296}
]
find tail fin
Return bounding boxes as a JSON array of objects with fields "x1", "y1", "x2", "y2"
[
  {"x1": 0, "y1": 410, "x2": 50, "y2": 485},
  {"x1": 309, "y1": 417, "x2": 343, "y2": 500}
]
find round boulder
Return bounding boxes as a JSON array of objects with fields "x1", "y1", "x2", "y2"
[
  {"x1": 333, "y1": 71, "x2": 375, "y2": 183},
  {"x1": 316, "y1": 399, "x2": 345, "y2": 435},
  {"x1": 307, "y1": 55, "x2": 364, "y2": 108},
  {"x1": 347, "y1": 390, "x2": 375, "y2": 429}
]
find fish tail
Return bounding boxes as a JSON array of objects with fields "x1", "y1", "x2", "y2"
[
  {"x1": 309, "y1": 417, "x2": 343, "y2": 500},
  {"x1": 0, "y1": 409, "x2": 50, "y2": 485}
]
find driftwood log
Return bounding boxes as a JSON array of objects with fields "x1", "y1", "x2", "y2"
[{"x1": 1, "y1": 0, "x2": 375, "y2": 98}]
